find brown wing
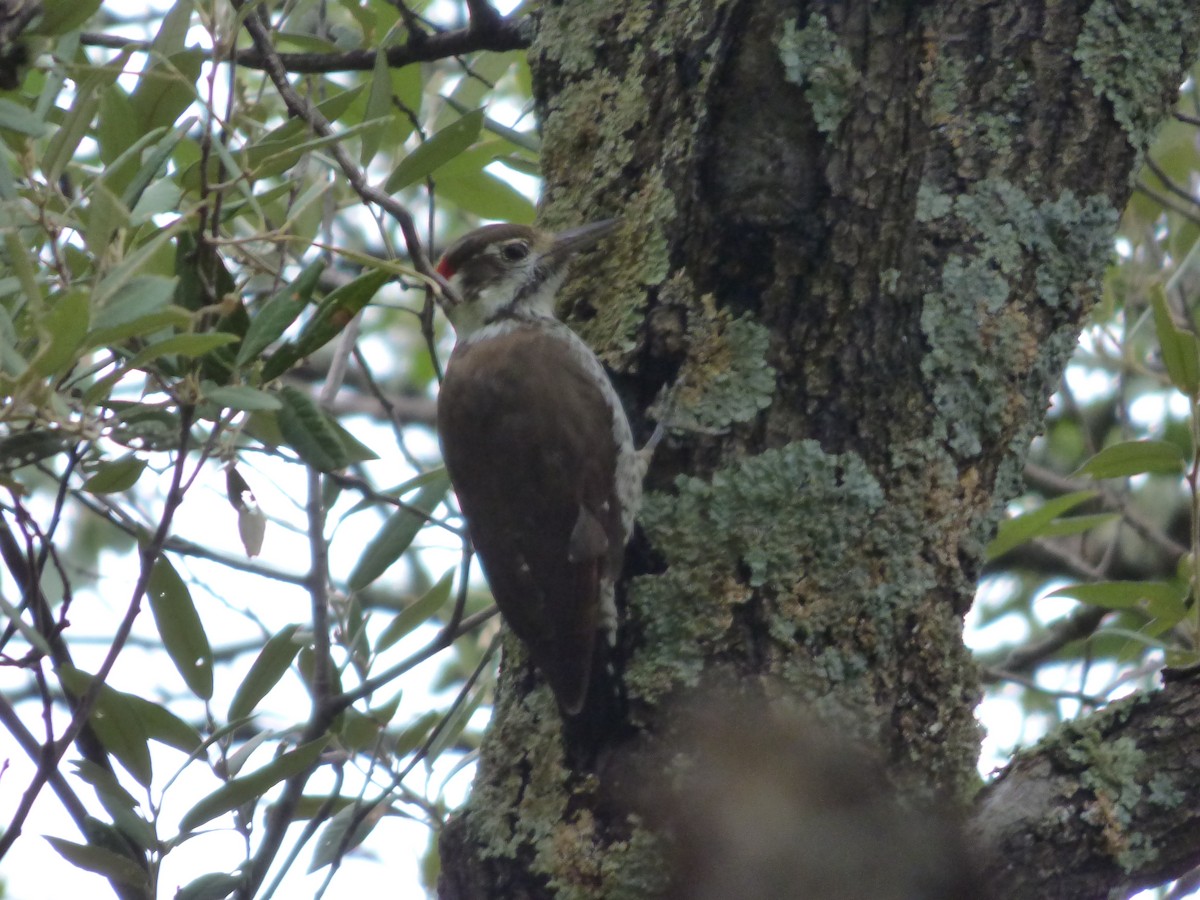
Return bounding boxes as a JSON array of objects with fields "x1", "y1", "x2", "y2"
[{"x1": 437, "y1": 327, "x2": 623, "y2": 714}]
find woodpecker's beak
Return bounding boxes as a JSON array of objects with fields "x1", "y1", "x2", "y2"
[{"x1": 547, "y1": 219, "x2": 620, "y2": 265}]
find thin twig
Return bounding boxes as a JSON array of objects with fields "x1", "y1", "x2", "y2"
[{"x1": 80, "y1": 13, "x2": 528, "y2": 73}]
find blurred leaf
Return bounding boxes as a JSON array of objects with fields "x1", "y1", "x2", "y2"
[
  {"x1": 82, "y1": 455, "x2": 147, "y2": 494},
  {"x1": 0, "y1": 98, "x2": 46, "y2": 136},
  {"x1": 125, "y1": 332, "x2": 240, "y2": 371},
  {"x1": 178, "y1": 737, "x2": 329, "y2": 833},
  {"x1": 228, "y1": 624, "x2": 302, "y2": 721},
  {"x1": 360, "y1": 44, "x2": 392, "y2": 164},
  {"x1": 34, "y1": 0, "x2": 105, "y2": 34},
  {"x1": 261, "y1": 268, "x2": 388, "y2": 381},
  {"x1": 385, "y1": 108, "x2": 484, "y2": 193},
  {"x1": 391, "y1": 711, "x2": 440, "y2": 759},
  {"x1": 1151, "y1": 286, "x2": 1200, "y2": 396},
  {"x1": 86, "y1": 276, "x2": 185, "y2": 347},
  {"x1": 436, "y1": 169, "x2": 535, "y2": 223},
  {"x1": 1050, "y1": 581, "x2": 1188, "y2": 623},
  {"x1": 147, "y1": 556, "x2": 214, "y2": 700},
  {"x1": 376, "y1": 568, "x2": 455, "y2": 652},
  {"x1": 177, "y1": 872, "x2": 245, "y2": 900},
  {"x1": 60, "y1": 668, "x2": 152, "y2": 786},
  {"x1": 130, "y1": 49, "x2": 203, "y2": 133},
  {"x1": 1074, "y1": 440, "x2": 1186, "y2": 479},
  {"x1": 202, "y1": 384, "x2": 282, "y2": 412},
  {"x1": 348, "y1": 472, "x2": 451, "y2": 591},
  {"x1": 122, "y1": 692, "x2": 203, "y2": 753},
  {"x1": 237, "y1": 259, "x2": 326, "y2": 365},
  {"x1": 308, "y1": 802, "x2": 384, "y2": 872},
  {"x1": 424, "y1": 688, "x2": 486, "y2": 764},
  {"x1": 986, "y1": 490, "x2": 1097, "y2": 560},
  {"x1": 30, "y1": 288, "x2": 89, "y2": 376},
  {"x1": 45, "y1": 837, "x2": 150, "y2": 890},
  {"x1": 276, "y1": 385, "x2": 351, "y2": 472}
]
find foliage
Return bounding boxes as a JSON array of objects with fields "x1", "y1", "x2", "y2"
[
  {"x1": 0, "y1": 1, "x2": 532, "y2": 896},
  {"x1": 0, "y1": 0, "x2": 1198, "y2": 896}
]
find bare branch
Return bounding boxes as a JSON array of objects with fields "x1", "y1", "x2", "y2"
[{"x1": 80, "y1": 16, "x2": 529, "y2": 74}]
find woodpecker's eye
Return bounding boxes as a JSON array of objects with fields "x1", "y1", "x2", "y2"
[{"x1": 500, "y1": 241, "x2": 529, "y2": 263}]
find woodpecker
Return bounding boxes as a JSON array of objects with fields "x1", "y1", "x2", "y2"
[{"x1": 434, "y1": 219, "x2": 642, "y2": 717}]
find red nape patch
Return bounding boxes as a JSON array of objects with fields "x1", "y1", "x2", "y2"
[{"x1": 436, "y1": 258, "x2": 454, "y2": 279}]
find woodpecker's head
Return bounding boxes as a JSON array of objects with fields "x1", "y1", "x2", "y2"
[{"x1": 435, "y1": 219, "x2": 618, "y2": 339}]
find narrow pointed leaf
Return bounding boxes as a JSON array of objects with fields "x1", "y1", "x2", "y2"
[
  {"x1": 348, "y1": 473, "x2": 451, "y2": 590},
  {"x1": 228, "y1": 625, "x2": 302, "y2": 721},
  {"x1": 1152, "y1": 285, "x2": 1200, "y2": 396},
  {"x1": 82, "y1": 456, "x2": 147, "y2": 494},
  {"x1": 45, "y1": 837, "x2": 151, "y2": 890},
  {"x1": 1074, "y1": 440, "x2": 1185, "y2": 479},
  {"x1": 237, "y1": 260, "x2": 326, "y2": 365},
  {"x1": 178, "y1": 737, "x2": 329, "y2": 833},
  {"x1": 147, "y1": 557, "x2": 214, "y2": 700},
  {"x1": 376, "y1": 569, "x2": 455, "y2": 651},
  {"x1": 385, "y1": 109, "x2": 484, "y2": 193},
  {"x1": 986, "y1": 490, "x2": 1097, "y2": 560}
]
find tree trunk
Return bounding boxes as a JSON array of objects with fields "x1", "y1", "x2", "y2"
[{"x1": 439, "y1": 1, "x2": 1200, "y2": 896}]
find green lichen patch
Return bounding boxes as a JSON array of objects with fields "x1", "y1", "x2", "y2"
[
  {"x1": 919, "y1": 178, "x2": 1116, "y2": 456},
  {"x1": 1066, "y1": 732, "x2": 1160, "y2": 872},
  {"x1": 665, "y1": 293, "x2": 776, "y2": 432},
  {"x1": 1075, "y1": 0, "x2": 1197, "y2": 153},
  {"x1": 625, "y1": 442, "x2": 884, "y2": 704},
  {"x1": 776, "y1": 14, "x2": 859, "y2": 134},
  {"x1": 777, "y1": 13, "x2": 864, "y2": 135}
]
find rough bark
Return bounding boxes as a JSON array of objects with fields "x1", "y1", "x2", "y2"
[
  {"x1": 971, "y1": 669, "x2": 1200, "y2": 898},
  {"x1": 439, "y1": 1, "x2": 1200, "y2": 897}
]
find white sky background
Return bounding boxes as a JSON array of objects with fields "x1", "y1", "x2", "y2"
[{"x1": 0, "y1": 2, "x2": 1190, "y2": 898}]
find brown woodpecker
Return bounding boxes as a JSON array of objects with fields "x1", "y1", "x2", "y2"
[{"x1": 434, "y1": 219, "x2": 643, "y2": 716}]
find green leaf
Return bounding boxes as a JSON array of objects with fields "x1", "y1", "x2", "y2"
[
  {"x1": 202, "y1": 384, "x2": 282, "y2": 412},
  {"x1": 424, "y1": 688, "x2": 486, "y2": 763},
  {"x1": 147, "y1": 557, "x2": 214, "y2": 700},
  {"x1": 348, "y1": 472, "x2": 451, "y2": 591},
  {"x1": 376, "y1": 569, "x2": 455, "y2": 652},
  {"x1": 360, "y1": 44, "x2": 393, "y2": 165},
  {"x1": 177, "y1": 737, "x2": 329, "y2": 833},
  {"x1": 392, "y1": 711, "x2": 440, "y2": 758},
  {"x1": 986, "y1": 490, "x2": 1097, "y2": 560},
  {"x1": 261, "y1": 269, "x2": 389, "y2": 381},
  {"x1": 237, "y1": 260, "x2": 326, "y2": 365},
  {"x1": 59, "y1": 667, "x2": 153, "y2": 786},
  {"x1": 435, "y1": 169, "x2": 536, "y2": 223},
  {"x1": 176, "y1": 872, "x2": 245, "y2": 900},
  {"x1": 0, "y1": 99, "x2": 47, "y2": 136},
  {"x1": 122, "y1": 693, "x2": 203, "y2": 753},
  {"x1": 384, "y1": 108, "x2": 484, "y2": 193},
  {"x1": 276, "y1": 385, "x2": 351, "y2": 472},
  {"x1": 1151, "y1": 286, "x2": 1200, "y2": 396},
  {"x1": 1074, "y1": 440, "x2": 1186, "y2": 479},
  {"x1": 30, "y1": 288, "x2": 90, "y2": 376},
  {"x1": 308, "y1": 802, "x2": 383, "y2": 873},
  {"x1": 130, "y1": 49, "x2": 204, "y2": 133},
  {"x1": 120, "y1": 119, "x2": 192, "y2": 211},
  {"x1": 1049, "y1": 581, "x2": 1188, "y2": 622},
  {"x1": 82, "y1": 455, "x2": 148, "y2": 494},
  {"x1": 228, "y1": 625, "x2": 302, "y2": 721},
  {"x1": 34, "y1": 0, "x2": 105, "y2": 34},
  {"x1": 45, "y1": 837, "x2": 150, "y2": 890},
  {"x1": 125, "y1": 332, "x2": 240, "y2": 371},
  {"x1": 87, "y1": 276, "x2": 184, "y2": 347}
]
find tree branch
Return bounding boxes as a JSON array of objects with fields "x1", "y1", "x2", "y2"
[
  {"x1": 80, "y1": 16, "x2": 530, "y2": 74},
  {"x1": 971, "y1": 671, "x2": 1200, "y2": 899}
]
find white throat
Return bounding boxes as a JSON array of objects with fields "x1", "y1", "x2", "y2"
[{"x1": 448, "y1": 268, "x2": 568, "y2": 343}]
